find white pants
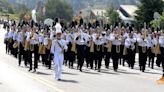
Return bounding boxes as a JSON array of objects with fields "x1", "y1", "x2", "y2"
[{"x1": 53, "y1": 53, "x2": 64, "y2": 80}]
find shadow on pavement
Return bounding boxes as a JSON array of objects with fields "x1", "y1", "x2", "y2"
[
  {"x1": 118, "y1": 71, "x2": 140, "y2": 75},
  {"x1": 36, "y1": 72, "x2": 52, "y2": 75},
  {"x1": 100, "y1": 71, "x2": 120, "y2": 75},
  {"x1": 82, "y1": 71, "x2": 101, "y2": 75},
  {"x1": 144, "y1": 71, "x2": 162, "y2": 75},
  {"x1": 59, "y1": 79, "x2": 78, "y2": 83},
  {"x1": 62, "y1": 72, "x2": 78, "y2": 75}
]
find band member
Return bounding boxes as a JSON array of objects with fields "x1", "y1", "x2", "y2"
[
  {"x1": 13, "y1": 28, "x2": 18, "y2": 58},
  {"x1": 94, "y1": 31, "x2": 104, "y2": 72},
  {"x1": 30, "y1": 28, "x2": 39, "y2": 72},
  {"x1": 146, "y1": 34, "x2": 155, "y2": 69},
  {"x1": 17, "y1": 28, "x2": 26, "y2": 66},
  {"x1": 8, "y1": 28, "x2": 14, "y2": 55},
  {"x1": 159, "y1": 32, "x2": 164, "y2": 77},
  {"x1": 75, "y1": 26, "x2": 87, "y2": 72},
  {"x1": 4, "y1": 29, "x2": 9, "y2": 54},
  {"x1": 104, "y1": 30, "x2": 112, "y2": 69},
  {"x1": 111, "y1": 30, "x2": 121, "y2": 72},
  {"x1": 24, "y1": 27, "x2": 32, "y2": 71},
  {"x1": 45, "y1": 32, "x2": 52, "y2": 69},
  {"x1": 125, "y1": 33, "x2": 136, "y2": 69},
  {"x1": 137, "y1": 32, "x2": 147, "y2": 72},
  {"x1": 38, "y1": 32, "x2": 46, "y2": 65},
  {"x1": 51, "y1": 22, "x2": 68, "y2": 80},
  {"x1": 66, "y1": 28, "x2": 76, "y2": 68}
]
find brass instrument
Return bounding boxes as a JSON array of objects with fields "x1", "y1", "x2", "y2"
[
  {"x1": 90, "y1": 40, "x2": 94, "y2": 52},
  {"x1": 116, "y1": 45, "x2": 120, "y2": 53},
  {"x1": 13, "y1": 41, "x2": 19, "y2": 48},
  {"x1": 24, "y1": 40, "x2": 30, "y2": 51},
  {"x1": 70, "y1": 35, "x2": 77, "y2": 53},
  {"x1": 107, "y1": 41, "x2": 112, "y2": 52},
  {"x1": 8, "y1": 38, "x2": 12, "y2": 43},
  {"x1": 47, "y1": 39, "x2": 52, "y2": 50},
  {"x1": 22, "y1": 33, "x2": 26, "y2": 47},
  {"x1": 71, "y1": 41, "x2": 77, "y2": 53},
  {"x1": 123, "y1": 46, "x2": 127, "y2": 55},
  {"x1": 96, "y1": 45, "x2": 101, "y2": 51},
  {"x1": 142, "y1": 46, "x2": 146, "y2": 53},
  {"x1": 30, "y1": 44, "x2": 34, "y2": 51},
  {"x1": 38, "y1": 43, "x2": 46, "y2": 54},
  {"x1": 136, "y1": 42, "x2": 139, "y2": 53},
  {"x1": 151, "y1": 46, "x2": 155, "y2": 53},
  {"x1": 155, "y1": 43, "x2": 161, "y2": 55}
]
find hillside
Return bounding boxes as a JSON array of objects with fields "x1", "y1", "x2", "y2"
[
  {"x1": 6, "y1": 0, "x2": 139, "y2": 11},
  {"x1": 0, "y1": 0, "x2": 14, "y2": 14}
]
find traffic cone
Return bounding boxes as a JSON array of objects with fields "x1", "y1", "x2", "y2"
[{"x1": 157, "y1": 76, "x2": 164, "y2": 84}]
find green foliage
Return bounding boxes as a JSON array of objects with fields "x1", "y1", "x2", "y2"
[
  {"x1": 135, "y1": 0, "x2": 164, "y2": 24},
  {"x1": 106, "y1": 7, "x2": 121, "y2": 24},
  {"x1": 45, "y1": 0, "x2": 73, "y2": 22},
  {"x1": 150, "y1": 19, "x2": 160, "y2": 29},
  {"x1": 150, "y1": 12, "x2": 164, "y2": 29},
  {"x1": 0, "y1": 0, "x2": 15, "y2": 14},
  {"x1": 160, "y1": 12, "x2": 164, "y2": 28}
]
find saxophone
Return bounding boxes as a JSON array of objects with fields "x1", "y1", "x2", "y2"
[
  {"x1": 13, "y1": 41, "x2": 19, "y2": 48},
  {"x1": 30, "y1": 33, "x2": 34, "y2": 51},
  {"x1": 47, "y1": 38, "x2": 52, "y2": 50},
  {"x1": 90, "y1": 39, "x2": 94, "y2": 52},
  {"x1": 155, "y1": 42, "x2": 161, "y2": 55},
  {"x1": 116, "y1": 45, "x2": 120, "y2": 53},
  {"x1": 71, "y1": 35, "x2": 76, "y2": 53},
  {"x1": 142, "y1": 40, "x2": 146, "y2": 53},
  {"x1": 142, "y1": 46, "x2": 146, "y2": 53},
  {"x1": 107, "y1": 41, "x2": 112, "y2": 52},
  {"x1": 38, "y1": 43, "x2": 46, "y2": 54}
]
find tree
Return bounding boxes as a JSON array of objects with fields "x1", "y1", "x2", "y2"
[
  {"x1": 16, "y1": 4, "x2": 30, "y2": 19},
  {"x1": 106, "y1": 7, "x2": 121, "y2": 25},
  {"x1": 160, "y1": 12, "x2": 164, "y2": 29},
  {"x1": 150, "y1": 12, "x2": 164, "y2": 29},
  {"x1": 45, "y1": 0, "x2": 73, "y2": 22},
  {"x1": 150, "y1": 19, "x2": 160, "y2": 29},
  {"x1": 135, "y1": 0, "x2": 164, "y2": 24}
]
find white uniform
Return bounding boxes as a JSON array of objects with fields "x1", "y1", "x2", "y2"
[
  {"x1": 51, "y1": 22, "x2": 68, "y2": 80},
  {"x1": 51, "y1": 39, "x2": 68, "y2": 80}
]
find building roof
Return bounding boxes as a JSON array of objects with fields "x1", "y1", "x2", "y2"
[
  {"x1": 120, "y1": 5, "x2": 138, "y2": 17},
  {"x1": 117, "y1": 10, "x2": 134, "y2": 21},
  {"x1": 91, "y1": 9, "x2": 107, "y2": 16}
]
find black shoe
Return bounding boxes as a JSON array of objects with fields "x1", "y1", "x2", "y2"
[
  {"x1": 28, "y1": 69, "x2": 32, "y2": 71},
  {"x1": 33, "y1": 69, "x2": 36, "y2": 72},
  {"x1": 58, "y1": 79, "x2": 61, "y2": 81},
  {"x1": 98, "y1": 69, "x2": 101, "y2": 72},
  {"x1": 142, "y1": 70, "x2": 145, "y2": 72},
  {"x1": 114, "y1": 69, "x2": 117, "y2": 72},
  {"x1": 80, "y1": 69, "x2": 82, "y2": 72}
]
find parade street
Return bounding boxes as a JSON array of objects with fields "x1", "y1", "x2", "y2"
[{"x1": 0, "y1": 25, "x2": 164, "y2": 92}]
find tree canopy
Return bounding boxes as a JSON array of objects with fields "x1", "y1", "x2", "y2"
[
  {"x1": 135, "y1": 0, "x2": 164, "y2": 24},
  {"x1": 45, "y1": 0, "x2": 73, "y2": 22},
  {"x1": 106, "y1": 7, "x2": 121, "y2": 25}
]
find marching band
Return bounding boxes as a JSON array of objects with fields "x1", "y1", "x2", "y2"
[{"x1": 3, "y1": 18, "x2": 164, "y2": 80}]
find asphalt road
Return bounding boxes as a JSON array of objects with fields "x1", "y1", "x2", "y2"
[{"x1": 0, "y1": 25, "x2": 164, "y2": 92}]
